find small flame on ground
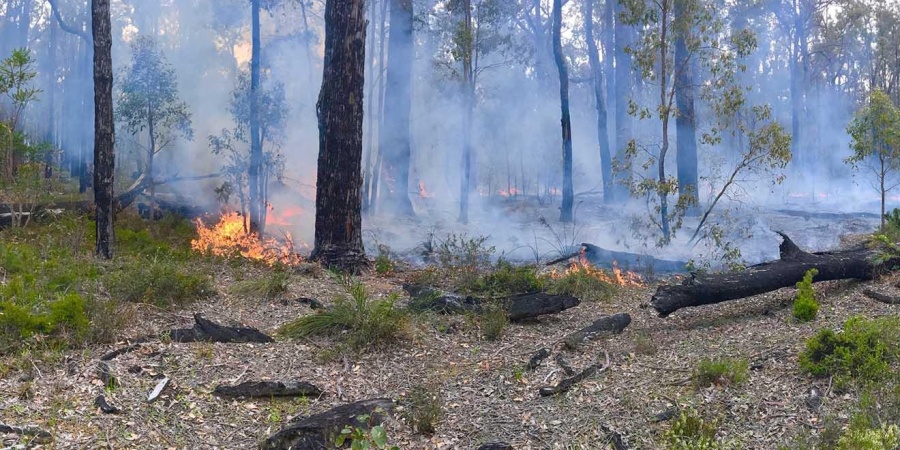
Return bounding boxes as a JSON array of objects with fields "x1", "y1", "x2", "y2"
[
  {"x1": 550, "y1": 250, "x2": 643, "y2": 287},
  {"x1": 191, "y1": 211, "x2": 303, "y2": 266}
]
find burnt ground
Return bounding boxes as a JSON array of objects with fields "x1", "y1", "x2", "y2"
[{"x1": 2, "y1": 258, "x2": 899, "y2": 449}]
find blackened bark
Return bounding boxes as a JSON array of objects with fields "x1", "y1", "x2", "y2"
[
  {"x1": 552, "y1": 0, "x2": 573, "y2": 223},
  {"x1": 380, "y1": 0, "x2": 415, "y2": 216},
  {"x1": 613, "y1": 1, "x2": 633, "y2": 201},
  {"x1": 311, "y1": 0, "x2": 369, "y2": 273},
  {"x1": 584, "y1": 0, "x2": 613, "y2": 204},
  {"x1": 92, "y1": 0, "x2": 115, "y2": 259},
  {"x1": 248, "y1": 0, "x2": 265, "y2": 235},
  {"x1": 674, "y1": 0, "x2": 698, "y2": 207}
]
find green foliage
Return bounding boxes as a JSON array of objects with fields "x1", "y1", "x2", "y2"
[
  {"x1": 335, "y1": 414, "x2": 399, "y2": 450},
  {"x1": 374, "y1": 253, "x2": 395, "y2": 276},
  {"x1": 229, "y1": 270, "x2": 289, "y2": 299},
  {"x1": 0, "y1": 292, "x2": 89, "y2": 350},
  {"x1": 279, "y1": 278, "x2": 407, "y2": 351},
  {"x1": 478, "y1": 304, "x2": 508, "y2": 341},
  {"x1": 792, "y1": 268, "x2": 819, "y2": 322},
  {"x1": 692, "y1": 357, "x2": 749, "y2": 389},
  {"x1": 402, "y1": 385, "x2": 443, "y2": 435},
  {"x1": 433, "y1": 233, "x2": 495, "y2": 290},
  {"x1": 466, "y1": 259, "x2": 545, "y2": 296},
  {"x1": 836, "y1": 424, "x2": 900, "y2": 450},
  {"x1": 846, "y1": 90, "x2": 900, "y2": 225},
  {"x1": 547, "y1": 266, "x2": 615, "y2": 302},
  {"x1": 666, "y1": 410, "x2": 736, "y2": 450},
  {"x1": 105, "y1": 257, "x2": 214, "y2": 307},
  {"x1": 799, "y1": 316, "x2": 900, "y2": 385}
]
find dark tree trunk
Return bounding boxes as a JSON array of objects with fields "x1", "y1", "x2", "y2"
[
  {"x1": 674, "y1": 0, "x2": 698, "y2": 208},
  {"x1": 584, "y1": 0, "x2": 613, "y2": 204},
  {"x1": 380, "y1": 0, "x2": 415, "y2": 216},
  {"x1": 552, "y1": 0, "x2": 573, "y2": 223},
  {"x1": 310, "y1": 0, "x2": 369, "y2": 273},
  {"x1": 649, "y1": 234, "x2": 893, "y2": 317},
  {"x1": 92, "y1": 0, "x2": 115, "y2": 259},
  {"x1": 248, "y1": 0, "x2": 265, "y2": 235},
  {"x1": 613, "y1": 1, "x2": 633, "y2": 201}
]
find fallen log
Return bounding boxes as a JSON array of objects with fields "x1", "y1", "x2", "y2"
[
  {"x1": 0, "y1": 423, "x2": 52, "y2": 444},
  {"x1": 525, "y1": 348, "x2": 551, "y2": 371},
  {"x1": 862, "y1": 288, "x2": 900, "y2": 305},
  {"x1": 94, "y1": 394, "x2": 121, "y2": 414},
  {"x1": 403, "y1": 284, "x2": 580, "y2": 321},
  {"x1": 261, "y1": 398, "x2": 394, "y2": 450},
  {"x1": 554, "y1": 353, "x2": 575, "y2": 376},
  {"x1": 563, "y1": 313, "x2": 632, "y2": 350},
  {"x1": 582, "y1": 243, "x2": 687, "y2": 273},
  {"x1": 170, "y1": 313, "x2": 274, "y2": 343},
  {"x1": 213, "y1": 381, "x2": 322, "y2": 399},
  {"x1": 475, "y1": 443, "x2": 513, "y2": 450},
  {"x1": 649, "y1": 233, "x2": 896, "y2": 317},
  {"x1": 539, "y1": 351, "x2": 610, "y2": 396}
]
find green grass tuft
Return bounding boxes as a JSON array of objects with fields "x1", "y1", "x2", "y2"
[
  {"x1": 693, "y1": 357, "x2": 749, "y2": 389},
  {"x1": 229, "y1": 270, "x2": 290, "y2": 299}
]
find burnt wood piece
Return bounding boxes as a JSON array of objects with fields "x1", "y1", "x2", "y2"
[
  {"x1": 97, "y1": 361, "x2": 117, "y2": 388},
  {"x1": 506, "y1": 293, "x2": 580, "y2": 322},
  {"x1": 169, "y1": 313, "x2": 274, "y2": 343},
  {"x1": 0, "y1": 423, "x2": 52, "y2": 443},
  {"x1": 582, "y1": 243, "x2": 687, "y2": 273},
  {"x1": 862, "y1": 288, "x2": 900, "y2": 305},
  {"x1": 282, "y1": 297, "x2": 325, "y2": 309},
  {"x1": 563, "y1": 313, "x2": 632, "y2": 350},
  {"x1": 476, "y1": 443, "x2": 513, "y2": 450},
  {"x1": 649, "y1": 233, "x2": 897, "y2": 317},
  {"x1": 600, "y1": 424, "x2": 630, "y2": 450},
  {"x1": 100, "y1": 343, "x2": 142, "y2": 361},
  {"x1": 526, "y1": 348, "x2": 551, "y2": 371},
  {"x1": 539, "y1": 351, "x2": 610, "y2": 397},
  {"x1": 404, "y1": 284, "x2": 580, "y2": 320},
  {"x1": 260, "y1": 398, "x2": 394, "y2": 450},
  {"x1": 651, "y1": 406, "x2": 679, "y2": 423},
  {"x1": 214, "y1": 381, "x2": 323, "y2": 399},
  {"x1": 555, "y1": 353, "x2": 575, "y2": 376},
  {"x1": 94, "y1": 394, "x2": 121, "y2": 414}
]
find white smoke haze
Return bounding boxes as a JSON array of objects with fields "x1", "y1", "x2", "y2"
[{"x1": 9, "y1": 0, "x2": 893, "y2": 269}]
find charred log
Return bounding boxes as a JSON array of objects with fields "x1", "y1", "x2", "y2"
[
  {"x1": 261, "y1": 398, "x2": 394, "y2": 450},
  {"x1": 170, "y1": 313, "x2": 274, "y2": 343},
  {"x1": 649, "y1": 233, "x2": 893, "y2": 316},
  {"x1": 563, "y1": 313, "x2": 632, "y2": 350},
  {"x1": 404, "y1": 284, "x2": 482, "y2": 314},
  {"x1": 525, "y1": 348, "x2": 551, "y2": 371},
  {"x1": 94, "y1": 394, "x2": 121, "y2": 414},
  {"x1": 403, "y1": 284, "x2": 579, "y2": 320},
  {"x1": 582, "y1": 243, "x2": 687, "y2": 273},
  {"x1": 539, "y1": 351, "x2": 610, "y2": 396},
  {"x1": 281, "y1": 297, "x2": 325, "y2": 309},
  {"x1": 213, "y1": 381, "x2": 323, "y2": 399},
  {"x1": 0, "y1": 423, "x2": 52, "y2": 444},
  {"x1": 475, "y1": 443, "x2": 513, "y2": 450},
  {"x1": 506, "y1": 292, "x2": 579, "y2": 322},
  {"x1": 862, "y1": 288, "x2": 900, "y2": 305}
]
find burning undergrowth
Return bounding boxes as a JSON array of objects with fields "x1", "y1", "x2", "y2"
[{"x1": 190, "y1": 210, "x2": 307, "y2": 266}]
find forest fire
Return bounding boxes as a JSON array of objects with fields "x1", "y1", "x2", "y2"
[
  {"x1": 551, "y1": 250, "x2": 643, "y2": 287},
  {"x1": 191, "y1": 211, "x2": 304, "y2": 266}
]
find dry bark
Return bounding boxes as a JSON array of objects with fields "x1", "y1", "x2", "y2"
[
  {"x1": 213, "y1": 381, "x2": 322, "y2": 399},
  {"x1": 261, "y1": 398, "x2": 394, "y2": 450}
]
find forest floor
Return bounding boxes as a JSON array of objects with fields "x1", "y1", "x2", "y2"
[{"x1": 0, "y1": 201, "x2": 897, "y2": 449}]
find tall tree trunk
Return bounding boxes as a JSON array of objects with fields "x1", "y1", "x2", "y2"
[
  {"x1": 658, "y1": 0, "x2": 671, "y2": 242},
  {"x1": 674, "y1": 0, "x2": 697, "y2": 208},
  {"x1": 380, "y1": 0, "x2": 415, "y2": 216},
  {"x1": 92, "y1": 0, "x2": 115, "y2": 259},
  {"x1": 584, "y1": 0, "x2": 613, "y2": 204},
  {"x1": 459, "y1": 0, "x2": 473, "y2": 224},
  {"x1": 553, "y1": 0, "x2": 573, "y2": 222},
  {"x1": 613, "y1": 0, "x2": 632, "y2": 201},
  {"x1": 248, "y1": 0, "x2": 265, "y2": 235},
  {"x1": 311, "y1": 0, "x2": 369, "y2": 273}
]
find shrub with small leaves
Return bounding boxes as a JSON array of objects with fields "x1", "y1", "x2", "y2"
[
  {"x1": 666, "y1": 410, "x2": 731, "y2": 450},
  {"x1": 836, "y1": 424, "x2": 900, "y2": 450},
  {"x1": 479, "y1": 304, "x2": 509, "y2": 341},
  {"x1": 792, "y1": 268, "x2": 819, "y2": 322},
  {"x1": 402, "y1": 385, "x2": 443, "y2": 435},
  {"x1": 335, "y1": 414, "x2": 399, "y2": 450},
  {"x1": 693, "y1": 357, "x2": 749, "y2": 389},
  {"x1": 799, "y1": 316, "x2": 900, "y2": 385}
]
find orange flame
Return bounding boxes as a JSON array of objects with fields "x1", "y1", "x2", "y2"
[
  {"x1": 191, "y1": 211, "x2": 304, "y2": 266},
  {"x1": 550, "y1": 250, "x2": 643, "y2": 287},
  {"x1": 498, "y1": 188, "x2": 519, "y2": 197}
]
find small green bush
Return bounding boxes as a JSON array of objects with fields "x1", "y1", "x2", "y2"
[
  {"x1": 374, "y1": 253, "x2": 395, "y2": 276},
  {"x1": 693, "y1": 357, "x2": 749, "y2": 389},
  {"x1": 105, "y1": 257, "x2": 214, "y2": 307},
  {"x1": 402, "y1": 385, "x2": 443, "y2": 435},
  {"x1": 799, "y1": 316, "x2": 900, "y2": 384},
  {"x1": 0, "y1": 292, "x2": 90, "y2": 349},
  {"x1": 434, "y1": 233, "x2": 495, "y2": 290},
  {"x1": 466, "y1": 260, "x2": 545, "y2": 296},
  {"x1": 547, "y1": 267, "x2": 615, "y2": 302},
  {"x1": 479, "y1": 304, "x2": 509, "y2": 341},
  {"x1": 836, "y1": 424, "x2": 900, "y2": 450},
  {"x1": 666, "y1": 410, "x2": 722, "y2": 450},
  {"x1": 230, "y1": 270, "x2": 289, "y2": 299},
  {"x1": 279, "y1": 278, "x2": 407, "y2": 351},
  {"x1": 792, "y1": 268, "x2": 819, "y2": 322}
]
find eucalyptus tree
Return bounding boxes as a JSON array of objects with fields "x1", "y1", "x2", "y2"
[
  {"x1": 92, "y1": 0, "x2": 115, "y2": 259},
  {"x1": 117, "y1": 36, "x2": 193, "y2": 220}
]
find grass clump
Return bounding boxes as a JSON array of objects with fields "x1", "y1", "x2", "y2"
[
  {"x1": 105, "y1": 257, "x2": 214, "y2": 307},
  {"x1": 692, "y1": 357, "x2": 749, "y2": 389},
  {"x1": 279, "y1": 278, "x2": 407, "y2": 351},
  {"x1": 432, "y1": 233, "x2": 495, "y2": 290},
  {"x1": 402, "y1": 384, "x2": 443, "y2": 435},
  {"x1": 792, "y1": 268, "x2": 819, "y2": 322},
  {"x1": 478, "y1": 304, "x2": 509, "y2": 341},
  {"x1": 374, "y1": 253, "x2": 395, "y2": 276},
  {"x1": 799, "y1": 316, "x2": 900, "y2": 385},
  {"x1": 666, "y1": 410, "x2": 737, "y2": 450},
  {"x1": 547, "y1": 266, "x2": 615, "y2": 302},
  {"x1": 230, "y1": 270, "x2": 290, "y2": 299},
  {"x1": 465, "y1": 260, "x2": 545, "y2": 296}
]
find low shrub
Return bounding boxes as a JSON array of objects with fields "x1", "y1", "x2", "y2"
[
  {"x1": 465, "y1": 260, "x2": 545, "y2": 296},
  {"x1": 478, "y1": 304, "x2": 509, "y2": 341},
  {"x1": 402, "y1": 385, "x2": 443, "y2": 435},
  {"x1": 547, "y1": 266, "x2": 616, "y2": 302},
  {"x1": 230, "y1": 270, "x2": 290, "y2": 299},
  {"x1": 279, "y1": 278, "x2": 407, "y2": 351},
  {"x1": 792, "y1": 268, "x2": 819, "y2": 322},
  {"x1": 799, "y1": 316, "x2": 900, "y2": 384},
  {"x1": 693, "y1": 357, "x2": 749, "y2": 389},
  {"x1": 666, "y1": 410, "x2": 729, "y2": 450},
  {"x1": 105, "y1": 257, "x2": 214, "y2": 307},
  {"x1": 374, "y1": 253, "x2": 395, "y2": 276}
]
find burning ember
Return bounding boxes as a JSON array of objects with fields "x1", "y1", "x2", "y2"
[
  {"x1": 550, "y1": 250, "x2": 643, "y2": 287},
  {"x1": 191, "y1": 211, "x2": 304, "y2": 266}
]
